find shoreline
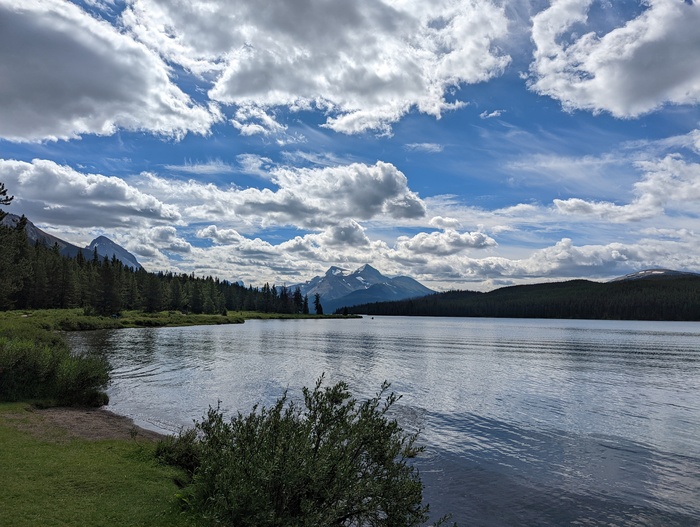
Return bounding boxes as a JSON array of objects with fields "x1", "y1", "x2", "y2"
[{"x1": 37, "y1": 405, "x2": 168, "y2": 442}]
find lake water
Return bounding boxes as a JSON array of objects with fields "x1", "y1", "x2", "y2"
[{"x1": 66, "y1": 316, "x2": 700, "y2": 526}]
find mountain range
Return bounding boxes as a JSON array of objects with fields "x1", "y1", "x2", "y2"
[
  {"x1": 291, "y1": 264, "x2": 435, "y2": 314},
  {"x1": 1, "y1": 213, "x2": 142, "y2": 270}
]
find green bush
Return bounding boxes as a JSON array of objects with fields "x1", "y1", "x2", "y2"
[
  {"x1": 158, "y1": 377, "x2": 452, "y2": 527},
  {"x1": 0, "y1": 320, "x2": 110, "y2": 406},
  {"x1": 154, "y1": 427, "x2": 201, "y2": 477}
]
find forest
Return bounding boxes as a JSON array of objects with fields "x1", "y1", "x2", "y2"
[
  {"x1": 0, "y1": 214, "x2": 314, "y2": 316},
  {"x1": 342, "y1": 277, "x2": 700, "y2": 321}
]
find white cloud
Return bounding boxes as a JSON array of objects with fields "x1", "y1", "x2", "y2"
[
  {"x1": 0, "y1": 158, "x2": 180, "y2": 228},
  {"x1": 317, "y1": 221, "x2": 371, "y2": 247},
  {"x1": 429, "y1": 216, "x2": 462, "y2": 230},
  {"x1": 405, "y1": 143, "x2": 445, "y2": 153},
  {"x1": 554, "y1": 155, "x2": 700, "y2": 222},
  {"x1": 121, "y1": 0, "x2": 511, "y2": 135},
  {"x1": 197, "y1": 225, "x2": 246, "y2": 245},
  {"x1": 146, "y1": 226, "x2": 192, "y2": 253},
  {"x1": 236, "y1": 155, "x2": 275, "y2": 178},
  {"x1": 164, "y1": 160, "x2": 236, "y2": 175},
  {"x1": 231, "y1": 106, "x2": 287, "y2": 137},
  {"x1": 393, "y1": 229, "x2": 496, "y2": 257},
  {"x1": 196, "y1": 226, "x2": 289, "y2": 263},
  {"x1": 529, "y1": 0, "x2": 700, "y2": 117},
  {"x1": 130, "y1": 160, "x2": 427, "y2": 231},
  {"x1": 0, "y1": 0, "x2": 219, "y2": 142},
  {"x1": 479, "y1": 109, "x2": 503, "y2": 119}
]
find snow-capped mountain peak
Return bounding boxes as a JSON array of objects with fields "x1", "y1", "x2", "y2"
[{"x1": 293, "y1": 264, "x2": 434, "y2": 313}]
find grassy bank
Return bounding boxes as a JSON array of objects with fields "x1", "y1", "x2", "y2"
[
  {"x1": 0, "y1": 308, "x2": 246, "y2": 332},
  {"x1": 0, "y1": 309, "x2": 358, "y2": 526},
  {"x1": 0, "y1": 403, "x2": 197, "y2": 527},
  {"x1": 0, "y1": 308, "x2": 356, "y2": 332}
]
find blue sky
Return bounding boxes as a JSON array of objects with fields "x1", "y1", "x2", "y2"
[{"x1": 1, "y1": 0, "x2": 699, "y2": 290}]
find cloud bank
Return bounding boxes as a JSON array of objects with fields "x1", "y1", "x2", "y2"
[{"x1": 121, "y1": 0, "x2": 511, "y2": 134}]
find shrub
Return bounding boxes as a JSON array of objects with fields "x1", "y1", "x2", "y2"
[
  {"x1": 155, "y1": 427, "x2": 201, "y2": 477},
  {"x1": 0, "y1": 319, "x2": 110, "y2": 406},
  {"x1": 158, "y1": 377, "x2": 452, "y2": 527}
]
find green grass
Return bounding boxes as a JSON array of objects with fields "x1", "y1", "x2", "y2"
[
  {"x1": 0, "y1": 308, "x2": 357, "y2": 332},
  {"x1": 0, "y1": 403, "x2": 198, "y2": 527},
  {"x1": 0, "y1": 309, "x2": 358, "y2": 526},
  {"x1": 0, "y1": 309, "x2": 246, "y2": 331}
]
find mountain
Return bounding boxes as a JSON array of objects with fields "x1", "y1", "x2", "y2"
[
  {"x1": 2, "y1": 213, "x2": 83, "y2": 256},
  {"x1": 87, "y1": 236, "x2": 142, "y2": 270},
  {"x1": 1, "y1": 213, "x2": 142, "y2": 269},
  {"x1": 293, "y1": 264, "x2": 434, "y2": 313}
]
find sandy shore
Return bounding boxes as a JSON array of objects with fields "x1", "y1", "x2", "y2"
[{"x1": 30, "y1": 406, "x2": 168, "y2": 442}]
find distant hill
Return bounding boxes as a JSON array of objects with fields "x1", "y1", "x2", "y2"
[
  {"x1": 609, "y1": 268, "x2": 700, "y2": 282},
  {"x1": 1, "y1": 213, "x2": 142, "y2": 269},
  {"x1": 345, "y1": 272, "x2": 700, "y2": 321},
  {"x1": 292, "y1": 264, "x2": 434, "y2": 313}
]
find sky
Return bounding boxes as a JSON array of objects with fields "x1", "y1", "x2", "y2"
[{"x1": 1, "y1": 0, "x2": 699, "y2": 291}]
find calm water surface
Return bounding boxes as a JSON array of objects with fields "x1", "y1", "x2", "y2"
[{"x1": 66, "y1": 317, "x2": 700, "y2": 526}]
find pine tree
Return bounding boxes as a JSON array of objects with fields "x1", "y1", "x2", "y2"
[
  {"x1": 313, "y1": 293, "x2": 323, "y2": 315},
  {"x1": 0, "y1": 181, "x2": 13, "y2": 221}
]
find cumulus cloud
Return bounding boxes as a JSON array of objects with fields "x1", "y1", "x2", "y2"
[
  {"x1": 393, "y1": 229, "x2": 496, "y2": 257},
  {"x1": 197, "y1": 225, "x2": 247, "y2": 245},
  {"x1": 147, "y1": 226, "x2": 192, "y2": 253},
  {"x1": 134, "y1": 161, "x2": 426, "y2": 229},
  {"x1": 231, "y1": 106, "x2": 287, "y2": 137},
  {"x1": 529, "y1": 0, "x2": 700, "y2": 117},
  {"x1": 0, "y1": 158, "x2": 180, "y2": 228},
  {"x1": 0, "y1": 0, "x2": 219, "y2": 142},
  {"x1": 196, "y1": 226, "x2": 278, "y2": 260},
  {"x1": 271, "y1": 162, "x2": 427, "y2": 223},
  {"x1": 121, "y1": 0, "x2": 511, "y2": 134},
  {"x1": 317, "y1": 221, "x2": 371, "y2": 247},
  {"x1": 429, "y1": 216, "x2": 462, "y2": 230},
  {"x1": 404, "y1": 235, "x2": 700, "y2": 289},
  {"x1": 554, "y1": 155, "x2": 700, "y2": 222}
]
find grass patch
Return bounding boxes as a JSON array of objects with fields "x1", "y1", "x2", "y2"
[
  {"x1": 0, "y1": 403, "x2": 198, "y2": 527},
  {"x1": 0, "y1": 309, "x2": 357, "y2": 332},
  {"x1": 0, "y1": 309, "x2": 247, "y2": 331}
]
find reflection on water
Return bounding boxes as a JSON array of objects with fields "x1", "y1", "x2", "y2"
[{"x1": 66, "y1": 317, "x2": 700, "y2": 526}]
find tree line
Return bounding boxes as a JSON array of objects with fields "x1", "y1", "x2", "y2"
[
  {"x1": 343, "y1": 278, "x2": 700, "y2": 321},
  {"x1": 0, "y1": 214, "x2": 320, "y2": 316}
]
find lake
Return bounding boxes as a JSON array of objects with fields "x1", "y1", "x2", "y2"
[{"x1": 66, "y1": 316, "x2": 700, "y2": 526}]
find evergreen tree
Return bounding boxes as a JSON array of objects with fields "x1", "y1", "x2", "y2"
[
  {"x1": 97, "y1": 256, "x2": 122, "y2": 315},
  {"x1": 313, "y1": 293, "x2": 323, "y2": 315},
  {"x1": 292, "y1": 286, "x2": 304, "y2": 313},
  {"x1": 0, "y1": 181, "x2": 13, "y2": 221},
  {"x1": 0, "y1": 217, "x2": 31, "y2": 310},
  {"x1": 143, "y1": 273, "x2": 163, "y2": 313}
]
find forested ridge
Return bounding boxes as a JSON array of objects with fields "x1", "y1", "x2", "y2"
[
  {"x1": 0, "y1": 215, "x2": 312, "y2": 315},
  {"x1": 343, "y1": 277, "x2": 700, "y2": 321}
]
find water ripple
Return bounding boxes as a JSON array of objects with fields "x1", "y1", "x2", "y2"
[{"x1": 65, "y1": 317, "x2": 700, "y2": 526}]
